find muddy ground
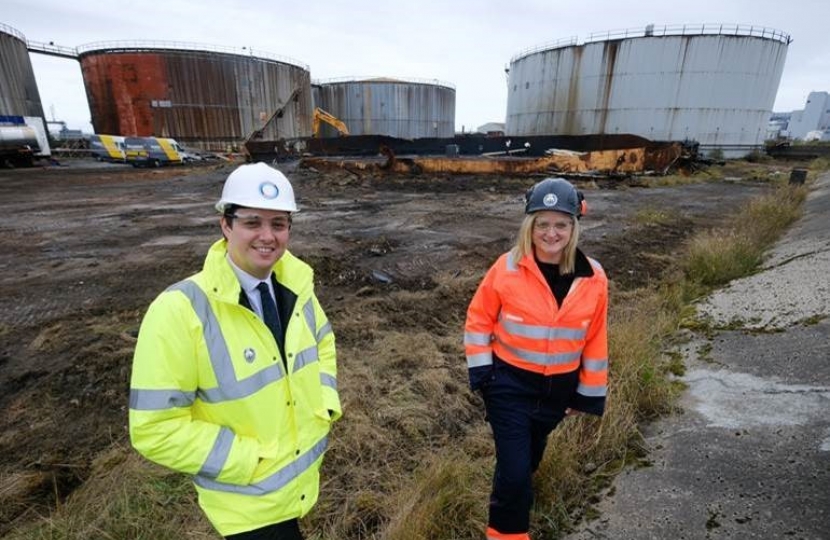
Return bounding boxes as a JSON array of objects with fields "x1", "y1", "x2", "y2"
[{"x1": 0, "y1": 158, "x2": 793, "y2": 534}]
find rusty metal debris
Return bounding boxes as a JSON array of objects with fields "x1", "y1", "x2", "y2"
[
  {"x1": 299, "y1": 142, "x2": 685, "y2": 177},
  {"x1": 247, "y1": 133, "x2": 694, "y2": 177}
]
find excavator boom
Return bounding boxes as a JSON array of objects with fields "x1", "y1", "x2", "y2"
[
  {"x1": 312, "y1": 108, "x2": 350, "y2": 137},
  {"x1": 244, "y1": 88, "x2": 301, "y2": 144}
]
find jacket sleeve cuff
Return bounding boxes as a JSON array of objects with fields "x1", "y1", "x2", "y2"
[
  {"x1": 323, "y1": 390, "x2": 342, "y2": 422},
  {"x1": 569, "y1": 393, "x2": 605, "y2": 416},
  {"x1": 468, "y1": 365, "x2": 493, "y2": 391}
]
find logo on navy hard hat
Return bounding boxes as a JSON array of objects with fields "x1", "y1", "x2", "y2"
[
  {"x1": 543, "y1": 193, "x2": 558, "y2": 207},
  {"x1": 259, "y1": 182, "x2": 280, "y2": 199}
]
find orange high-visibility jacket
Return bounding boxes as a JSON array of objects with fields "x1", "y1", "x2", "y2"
[{"x1": 464, "y1": 250, "x2": 608, "y2": 412}]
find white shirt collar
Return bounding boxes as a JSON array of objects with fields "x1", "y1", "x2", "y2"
[{"x1": 226, "y1": 254, "x2": 272, "y2": 295}]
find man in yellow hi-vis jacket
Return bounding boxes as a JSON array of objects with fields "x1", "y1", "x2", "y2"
[{"x1": 129, "y1": 162, "x2": 341, "y2": 540}]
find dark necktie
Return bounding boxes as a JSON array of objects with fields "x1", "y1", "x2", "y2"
[{"x1": 256, "y1": 281, "x2": 282, "y2": 344}]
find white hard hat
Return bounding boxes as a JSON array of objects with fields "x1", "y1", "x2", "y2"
[{"x1": 215, "y1": 162, "x2": 298, "y2": 213}]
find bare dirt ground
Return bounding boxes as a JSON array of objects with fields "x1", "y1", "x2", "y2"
[{"x1": 0, "y1": 158, "x2": 791, "y2": 534}]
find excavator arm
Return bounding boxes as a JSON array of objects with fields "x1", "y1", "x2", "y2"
[
  {"x1": 312, "y1": 108, "x2": 350, "y2": 137},
  {"x1": 244, "y1": 88, "x2": 301, "y2": 144}
]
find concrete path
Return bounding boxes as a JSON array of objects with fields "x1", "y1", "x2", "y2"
[{"x1": 567, "y1": 172, "x2": 830, "y2": 540}]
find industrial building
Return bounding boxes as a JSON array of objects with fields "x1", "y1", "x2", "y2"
[
  {"x1": 505, "y1": 24, "x2": 790, "y2": 157},
  {"x1": 312, "y1": 77, "x2": 455, "y2": 139},
  {"x1": 787, "y1": 91, "x2": 830, "y2": 141},
  {"x1": 77, "y1": 41, "x2": 313, "y2": 151},
  {"x1": 766, "y1": 112, "x2": 791, "y2": 141}
]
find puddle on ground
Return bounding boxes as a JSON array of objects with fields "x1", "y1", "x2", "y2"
[
  {"x1": 685, "y1": 368, "x2": 830, "y2": 432},
  {"x1": 140, "y1": 236, "x2": 191, "y2": 247}
]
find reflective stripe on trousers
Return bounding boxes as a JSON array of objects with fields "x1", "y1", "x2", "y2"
[{"x1": 486, "y1": 527, "x2": 531, "y2": 540}]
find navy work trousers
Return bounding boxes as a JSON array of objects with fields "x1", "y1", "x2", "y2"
[
  {"x1": 224, "y1": 519, "x2": 303, "y2": 540},
  {"x1": 482, "y1": 360, "x2": 578, "y2": 534}
]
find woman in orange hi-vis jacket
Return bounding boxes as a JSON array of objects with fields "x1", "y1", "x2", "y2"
[{"x1": 464, "y1": 177, "x2": 608, "y2": 540}]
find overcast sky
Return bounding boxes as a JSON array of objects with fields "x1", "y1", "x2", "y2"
[{"x1": 4, "y1": 0, "x2": 829, "y2": 133}]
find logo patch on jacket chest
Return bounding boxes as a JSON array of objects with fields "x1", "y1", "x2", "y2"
[{"x1": 244, "y1": 347, "x2": 256, "y2": 363}]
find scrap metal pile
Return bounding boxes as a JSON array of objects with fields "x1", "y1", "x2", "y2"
[{"x1": 246, "y1": 133, "x2": 698, "y2": 177}]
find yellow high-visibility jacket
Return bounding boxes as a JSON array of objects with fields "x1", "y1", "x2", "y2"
[{"x1": 129, "y1": 239, "x2": 341, "y2": 536}]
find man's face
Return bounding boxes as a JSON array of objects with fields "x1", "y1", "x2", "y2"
[{"x1": 221, "y1": 207, "x2": 291, "y2": 279}]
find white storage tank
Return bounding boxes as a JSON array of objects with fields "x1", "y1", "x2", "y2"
[
  {"x1": 505, "y1": 24, "x2": 791, "y2": 157},
  {"x1": 0, "y1": 22, "x2": 46, "y2": 119},
  {"x1": 312, "y1": 77, "x2": 455, "y2": 138}
]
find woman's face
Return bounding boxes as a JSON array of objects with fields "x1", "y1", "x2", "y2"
[{"x1": 531, "y1": 210, "x2": 574, "y2": 264}]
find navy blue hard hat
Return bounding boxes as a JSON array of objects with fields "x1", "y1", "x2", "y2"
[{"x1": 524, "y1": 177, "x2": 586, "y2": 218}]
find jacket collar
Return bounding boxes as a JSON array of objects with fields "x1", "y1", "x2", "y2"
[
  {"x1": 572, "y1": 248, "x2": 595, "y2": 278},
  {"x1": 518, "y1": 248, "x2": 594, "y2": 278},
  {"x1": 200, "y1": 239, "x2": 310, "y2": 304}
]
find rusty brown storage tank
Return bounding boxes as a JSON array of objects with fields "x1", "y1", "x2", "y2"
[
  {"x1": 506, "y1": 24, "x2": 791, "y2": 158},
  {"x1": 0, "y1": 23, "x2": 46, "y2": 119},
  {"x1": 77, "y1": 41, "x2": 313, "y2": 151},
  {"x1": 312, "y1": 77, "x2": 455, "y2": 138}
]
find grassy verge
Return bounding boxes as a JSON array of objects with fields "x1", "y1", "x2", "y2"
[
  {"x1": 7, "y1": 170, "x2": 814, "y2": 540},
  {"x1": 7, "y1": 446, "x2": 215, "y2": 540},
  {"x1": 684, "y1": 184, "x2": 806, "y2": 287}
]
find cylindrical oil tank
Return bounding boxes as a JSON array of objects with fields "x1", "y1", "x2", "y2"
[
  {"x1": 0, "y1": 23, "x2": 46, "y2": 119},
  {"x1": 506, "y1": 25, "x2": 790, "y2": 157},
  {"x1": 77, "y1": 41, "x2": 313, "y2": 151},
  {"x1": 312, "y1": 77, "x2": 455, "y2": 138}
]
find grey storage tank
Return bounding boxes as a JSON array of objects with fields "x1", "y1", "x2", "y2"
[
  {"x1": 505, "y1": 24, "x2": 791, "y2": 157},
  {"x1": 0, "y1": 22, "x2": 46, "y2": 119},
  {"x1": 312, "y1": 77, "x2": 455, "y2": 138}
]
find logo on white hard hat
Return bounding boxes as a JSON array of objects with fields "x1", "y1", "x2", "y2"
[
  {"x1": 259, "y1": 182, "x2": 280, "y2": 199},
  {"x1": 543, "y1": 193, "x2": 558, "y2": 207}
]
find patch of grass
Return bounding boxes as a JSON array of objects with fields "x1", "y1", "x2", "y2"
[
  {"x1": 633, "y1": 207, "x2": 673, "y2": 226},
  {"x1": 809, "y1": 157, "x2": 830, "y2": 172},
  {"x1": 664, "y1": 350, "x2": 686, "y2": 377},
  {"x1": 382, "y1": 451, "x2": 489, "y2": 540},
  {"x1": 641, "y1": 166, "x2": 723, "y2": 187},
  {"x1": 685, "y1": 229, "x2": 762, "y2": 286},
  {"x1": 706, "y1": 508, "x2": 722, "y2": 530},
  {"x1": 684, "y1": 184, "x2": 807, "y2": 288},
  {"x1": 744, "y1": 149, "x2": 772, "y2": 163},
  {"x1": 697, "y1": 342, "x2": 714, "y2": 363},
  {"x1": 800, "y1": 314, "x2": 826, "y2": 326},
  {"x1": 680, "y1": 313, "x2": 716, "y2": 336},
  {"x1": 6, "y1": 446, "x2": 215, "y2": 540}
]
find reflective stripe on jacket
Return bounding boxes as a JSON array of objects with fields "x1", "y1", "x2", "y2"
[
  {"x1": 129, "y1": 239, "x2": 341, "y2": 536},
  {"x1": 464, "y1": 250, "x2": 608, "y2": 406}
]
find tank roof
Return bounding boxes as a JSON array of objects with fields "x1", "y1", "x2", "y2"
[
  {"x1": 76, "y1": 39, "x2": 308, "y2": 70},
  {"x1": 0, "y1": 22, "x2": 26, "y2": 41},
  {"x1": 313, "y1": 75, "x2": 455, "y2": 90},
  {"x1": 511, "y1": 23, "x2": 791, "y2": 64}
]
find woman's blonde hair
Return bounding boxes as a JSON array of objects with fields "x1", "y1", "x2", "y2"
[{"x1": 510, "y1": 213, "x2": 581, "y2": 274}]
